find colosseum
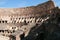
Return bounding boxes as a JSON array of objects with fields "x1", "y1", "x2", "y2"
[{"x1": 0, "y1": 0, "x2": 60, "y2": 40}]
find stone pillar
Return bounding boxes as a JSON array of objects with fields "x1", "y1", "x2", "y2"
[{"x1": 16, "y1": 35, "x2": 20, "y2": 40}]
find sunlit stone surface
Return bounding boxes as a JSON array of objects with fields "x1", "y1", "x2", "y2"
[
  {"x1": 0, "y1": 35, "x2": 9, "y2": 40},
  {"x1": 0, "y1": 0, "x2": 60, "y2": 40}
]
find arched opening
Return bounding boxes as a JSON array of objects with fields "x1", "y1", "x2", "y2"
[
  {"x1": 9, "y1": 35, "x2": 16, "y2": 40},
  {"x1": 5, "y1": 21, "x2": 7, "y2": 23},
  {"x1": 2, "y1": 21, "x2": 4, "y2": 23},
  {"x1": 0, "y1": 30, "x2": 1, "y2": 32},
  {"x1": 0, "y1": 21, "x2": 1, "y2": 23},
  {"x1": 19, "y1": 18, "x2": 21, "y2": 20},
  {"x1": 20, "y1": 33, "x2": 25, "y2": 40}
]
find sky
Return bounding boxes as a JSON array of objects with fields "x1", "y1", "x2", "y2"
[{"x1": 0, "y1": 0, "x2": 60, "y2": 8}]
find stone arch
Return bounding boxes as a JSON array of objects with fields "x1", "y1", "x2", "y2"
[
  {"x1": 5, "y1": 21, "x2": 7, "y2": 23},
  {"x1": 2, "y1": 21, "x2": 4, "y2": 23},
  {"x1": 0, "y1": 21, "x2": 1, "y2": 23},
  {"x1": 19, "y1": 18, "x2": 21, "y2": 20}
]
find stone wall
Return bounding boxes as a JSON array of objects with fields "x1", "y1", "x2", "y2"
[
  {"x1": 0, "y1": 0, "x2": 55, "y2": 16},
  {"x1": 0, "y1": 0, "x2": 57, "y2": 40}
]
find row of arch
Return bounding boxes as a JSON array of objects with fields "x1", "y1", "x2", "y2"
[
  {"x1": 0, "y1": 30, "x2": 15, "y2": 34},
  {"x1": 0, "y1": 20, "x2": 7, "y2": 23},
  {"x1": 10, "y1": 17, "x2": 42, "y2": 23},
  {"x1": 0, "y1": 17, "x2": 44, "y2": 24}
]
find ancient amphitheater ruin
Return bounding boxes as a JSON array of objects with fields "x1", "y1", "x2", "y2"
[{"x1": 0, "y1": 0, "x2": 60, "y2": 40}]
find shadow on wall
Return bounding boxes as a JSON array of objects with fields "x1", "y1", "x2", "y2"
[{"x1": 21, "y1": 13, "x2": 60, "y2": 40}]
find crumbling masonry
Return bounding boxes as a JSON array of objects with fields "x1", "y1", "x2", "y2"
[{"x1": 0, "y1": 0, "x2": 60, "y2": 40}]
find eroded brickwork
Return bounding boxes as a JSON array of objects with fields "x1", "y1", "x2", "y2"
[
  {"x1": 0, "y1": 0, "x2": 58, "y2": 40},
  {"x1": 0, "y1": 1, "x2": 55, "y2": 16}
]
